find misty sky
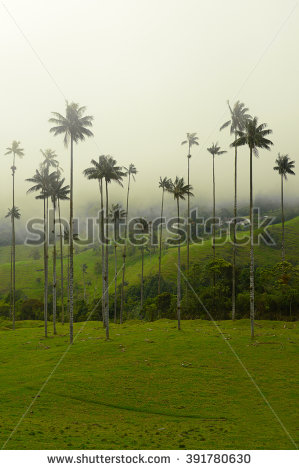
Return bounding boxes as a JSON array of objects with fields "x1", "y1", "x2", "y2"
[{"x1": 0, "y1": 0, "x2": 298, "y2": 222}]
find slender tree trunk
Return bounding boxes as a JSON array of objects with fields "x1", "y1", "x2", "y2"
[
  {"x1": 52, "y1": 198, "x2": 57, "y2": 334},
  {"x1": 212, "y1": 154, "x2": 216, "y2": 261},
  {"x1": 58, "y1": 199, "x2": 64, "y2": 324},
  {"x1": 9, "y1": 243, "x2": 12, "y2": 320},
  {"x1": 141, "y1": 246, "x2": 144, "y2": 310},
  {"x1": 120, "y1": 174, "x2": 131, "y2": 323},
  {"x1": 83, "y1": 270, "x2": 86, "y2": 300},
  {"x1": 99, "y1": 180, "x2": 105, "y2": 327},
  {"x1": 232, "y1": 136, "x2": 237, "y2": 320},
  {"x1": 249, "y1": 147, "x2": 255, "y2": 339},
  {"x1": 43, "y1": 197, "x2": 48, "y2": 337},
  {"x1": 281, "y1": 174, "x2": 285, "y2": 263},
  {"x1": 69, "y1": 137, "x2": 74, "y2": 344},
  {"x1": 114, "y1": 243, "x2": 117, "y2": 322},
  {"x1": 104, "y1": 179, "x2": 109, "y2": 340},
  {"x1": 12, "y1": 156, "x2": 15, "y2": 330},
  {"x1": 67, "y1": 245, "x2": 70, "y2": 317},
  {"x1": 177, "y1": 198, "x2": 181, "y2": 330},
  {"x1": 158, "y1": 188, "x2": 165, "y2": 295},
  {"x1": 187, "y1": 144, "x2": 190, "y2": 274}
]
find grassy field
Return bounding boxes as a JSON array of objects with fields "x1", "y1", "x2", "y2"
[
  {"x1": 0, "y1": 216, "x2": 298, "y2": 300},
  {"x1": 0, "y1": 318, "x2": 298, "y2": 449}
]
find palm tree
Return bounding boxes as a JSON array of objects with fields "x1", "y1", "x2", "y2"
[
  {"x1": 81, "y1": 264, "x2": 88, "y2": 300},
  {"x1": 158, "y1": 177, "x2": 171, "y2": 295},
  {"x1": 167, "y1": 177, "x2": 193, "y2": 330},
  {"x1": 109, "y1": 203, "x2": 126, "y2": 322},
  {"x1": 49, "y1": 102, "x2": 93, "y2": 344},
  {"x1": 83, "y1": 156, "x2": 107, "y2": 328},
  {"x1": 102, "y1": 157, "x2": 125, "y2": 339},
  {"x1": 26, "y1": 166, "x2": 56, "y2": 337},
  {"x1": 55, "y1": 179, "x2": 70, "y2": 325},
  {"x1": 134, "y1": 218, "x2": 149, "y2": 310},
  {"x1": 207, "y1": 143, "x2": 227, "y2": 261},
  {"x1": 220, "y1": 101, "x2": 251, "y2": 320},
  {"x1": 232, "y1": 117, "x2": 273, "y2": 338},
  {"x1": 49, "y1": 176, "x2": 70, "y2": 332},
  {"x1": 181, "y1": 133, "x2": 199, "y2": 274},
  {"x1": 120, "y1": 163, "x2": 137, "y2": 324},
  {"x1": 5, "y1": 207, "x2": 21, "y2": 329},
  {"x1": 273, "y1": 154, "x2": 295, "y2": 263},
  {"x1": 5, "y1": 141, "x2": 24, "y2": 330}
]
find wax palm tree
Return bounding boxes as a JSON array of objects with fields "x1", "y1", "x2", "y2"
[
  {"x1": 40, "y1": 149, "x2": 61, "y2": 172},
  {"x1": 83, "y1": 156, "x2": 107, "y2": 328},
  {"x1": 207, "y1": 143, "x2": 227, "y2": 261},
  {"x1": 55, "y1": 179, "x2": 70, "y2": 325},
  {"x1": 49, "y1": 176, "x2": 70, "y2": 332},
  {"x1": 5, "y1": 141, "x2": 24, "y2": 329},
  {"x1": 120, "y1": 163, "x2": 137, "y2": 324},
  {"x1": 49, "y1": 102, "x2": 93, "y2": 344},
  {"x1": 220, "y1": 101, "x2": 251, "y2": 320},
  {"x1": 181, "y1": 133, "x2": 199, "y2": 273},
  {"x1": 102, "y1": 156, "x2": 125, "y2": 339},
  {"x1": 26, "y1": 166, "x2": 56, "y2": 337},
  {"x1": 63, "y1": 228, "x2": 79, "y2": 318},
  {"x1": 5, "y1": 206, "x2": 21, "y2": 329},
  {"x1": 109, "y1": 203, "x2": 126, "y2": 322},
  {"x1": 134, "y1": 218, "x2": 149, "y2": 310},
  {"x1": 158, "y1": 177, "x2": 171, "y2": 295},
  {"x1": 232, "y1": 117, "x2": 273, "y2": 338},
  {"x1": 81, "y1": 264, "x2": 88, "y2": 300},
  {"x1": 273, "y1": 154, "x2": 295, "y2": 263},
  {"x1": 167, "y1": 177, "x2": 193, "y2": 330}
]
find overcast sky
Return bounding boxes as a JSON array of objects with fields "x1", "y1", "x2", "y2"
[{"x1": 0, "y1": 0, "x2": 298, "y2": 222}]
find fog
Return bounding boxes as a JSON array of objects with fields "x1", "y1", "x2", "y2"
[{"x1": 0, "y1": 0, "x2": 298, "y2": 224}]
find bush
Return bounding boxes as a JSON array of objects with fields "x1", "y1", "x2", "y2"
[{"x1": 20, "y1": 299, "x2": 44, "y2": 320}]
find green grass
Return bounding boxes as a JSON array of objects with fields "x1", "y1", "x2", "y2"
[
  {"x1": 1, "y1": 216, "x2": 299, "y2": 300},
  {"x1": 0, "y1": 319, "x2": 298, "y2": 449}
]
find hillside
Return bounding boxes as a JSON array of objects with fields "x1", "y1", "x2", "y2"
[{"x1": 0, "y1": 216, "x2": 298, "y2": 300}]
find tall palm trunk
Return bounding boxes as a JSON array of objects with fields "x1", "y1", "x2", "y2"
[
  {"x1": 187, "y1": 144, "x2": 190, "y2": 273},
  {"x1": 177, "y1": 198, "x2": 181, "y2": 330},
  {"x1": 120, "y1": 174, "x2": 131, "y2": 324},
  {"x1": 212, "y1": 154, "x2": 216, "y2": 261},
  {"x1": 232, "y1": 136, "x2": 237, "y2": 321},
  {"x1": 82, "y1": 269, "x2": 86, "y2": 300},
  {"x1": 58, "y1": 199, "x2": 64, "y2": 324},
  {"x1": 114, "y1": 243, "x2": 117, "y2": 322},
  {"x1": 104, "y1": 179, "x2": 109, "y2": 339},
  {"x1": 12, "y1": 155, "x2": 16, "y2": 330},
  {"x1": 281, "y1": 174, "x2": 285, "y2": 263},
  {"x1": 69, "y1": 137, "x2": 74, "y2": 344},
  {"x1": 141, "y1": 246, "x2": 144, "y2": 310},
  {"x1": 158, "y1": 187, "x2": 165, "y2": 295},
  {"x1": 43, "y1": 197, "x2": 48, "y2": 337},
  {"x1": 9, "y1": 244, "x2": 12, "y2": 320},
  {"x1": 52, "y1": 197, "x2": 57, "y2": 334},
  {"x1": 249, "y1": 147, "x2": 255, "y2": 339},
  {"x1": 99, "y1": 180, "x2": 105, "y2": 327}
]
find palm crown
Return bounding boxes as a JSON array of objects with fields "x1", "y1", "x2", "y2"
[
  {"x1": 273, "y1": 154, "x2": 295, "y2": 179},
  {"x1": 40, "y1": 149, "x2": 61, "y2": 171},
  {"x1": 26, "y1": 167, "x2": 57, "y2": 199},
  {"x1": 5, "y1": 206, "x2": 21, "y2": 220},
  {"x1": 124, "y1": 163, "x2": 137, "y2": 180},
  {"x1": 109, "y1": 203, "x2": 126, "y2": 222},
  {"x1": 49, "y1": 177, "x2": 70, "y2": 203},
  {"x1": 207, "y1": 143, "x2": 227, "y2": 157},
  {"x1": 84, "y1": 155, "x2": 125, "y2": 185},
  {"x1": 232, "y1": 117, "x2": 273, "y2": 156},
  {"x1": 220, "y1": 101, "x2": 251, "y2": 134},
  {"x1": 5, "y1": 141, "x2": 24, "y2": 158},
  {"x1": 181, "y1": 132, "x2": 199, "y2": 157},
  {"x1": 167, "y1": 177, "x2": 194, "y2": 200},
  {"x1": 49, "y1": 101, "x2": 94, "y2": 146},
  {"x1": 158, "y1": 176, "x2": 171, "y2": 190}
]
